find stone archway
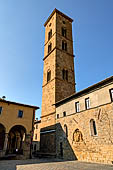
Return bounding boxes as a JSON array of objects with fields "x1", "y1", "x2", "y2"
[
  {"x1": 0, "y1": 124, "x2": 5, "y2": 150},
  {"x1": 7, "y1": 125, "x2": 26, "y2": 155}
]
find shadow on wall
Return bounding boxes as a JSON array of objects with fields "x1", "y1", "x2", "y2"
[
  {"x1": 38, "y1": 123, "x2": 77, "y2": 160},
  {"x1": 56, "y1": 122, "x2": 77, "y2": 160}
]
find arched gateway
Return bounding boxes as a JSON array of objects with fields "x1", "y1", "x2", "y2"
[{"x1": 7, "y1": 125, "x2": 26, "y2": 154}]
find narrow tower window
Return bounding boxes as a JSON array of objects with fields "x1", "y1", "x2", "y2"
[
  {"x1": 62, "y1": 28, "x2": 67, "y2": 37},
  {"x1": 66, "y1": 70, "x2": 68, "y2": 81},
  {"x1": 62, "y1": 69, "x2": 68, "y2": 81},
  {"x1": 90, "y1": 119, "x2": 97, "y2": 136},
  {"x1": 62, "y1": 69, "x2": 65, "y2": 80},
  {"x1": 48, "y1": 43, "x2": 52, "y2": 53},
  {"x1": 47, "y1": 70, "x2": 51, "y2": 82},
  {"x1": 62, "y1": 41, "x2": 67, "y2": 51},
  {"x1": 48, "y1": 29, "x2": 52, "y2": 40},
  {"x1": 63, "y1": 21, "x2": 65, "y2": 24}
]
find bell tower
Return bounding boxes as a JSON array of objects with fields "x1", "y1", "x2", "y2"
[{"x1": 40, "y1": 9, "x2": 75, "y2": 153}]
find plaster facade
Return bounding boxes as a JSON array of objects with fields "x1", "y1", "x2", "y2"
[{"x1": 0, "y1": 99, "x2": 38, "y2": 159}]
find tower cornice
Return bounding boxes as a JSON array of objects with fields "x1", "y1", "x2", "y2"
[
  {"x1": 44, "y1": 8, "x2": 73, "y2": 27},
  {"x1": 43, "y1": 46, "x2": 75, "y2": 61}
]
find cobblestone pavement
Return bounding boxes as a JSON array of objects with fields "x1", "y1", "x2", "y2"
[{"x1": 0, "y1": 159, "x2": 113, "y2": 170}]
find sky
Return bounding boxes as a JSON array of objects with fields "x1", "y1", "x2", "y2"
[{"x1": 0, "y1": 0, "x2": 113, "y2": 119}]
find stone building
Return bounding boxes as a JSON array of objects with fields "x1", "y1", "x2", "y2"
[
  {"x1": 0, "y1": 98, "x2": 39, "y2": 159},
  {"x1": 40, "y1": 8, "x2": 75, "y2": 153},
  {"x1": 55, "y1": 76, "x2": 113, "y2": 164},
  {"x1": 32, "y1": 119, "x2": 41, "y2": 153},
  {"x1": 35, "y1": 9, "x2": 113, "y2": 164}
]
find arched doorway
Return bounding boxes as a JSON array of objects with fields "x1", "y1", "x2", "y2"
[
  {"x1": 0, "y1": 124, "x2": 5, "y2": 150},
  {"x1": 7, "y1": 125, "x2": 26, "y2": 155}
]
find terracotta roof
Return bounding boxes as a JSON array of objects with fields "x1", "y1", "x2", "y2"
[
  {"x1": 44, "y1": 8, "x2": 73, "y2": 27},
  {"x1": 0, "y1": 99, "x2": 39, "y2": 110},
  {"x1": 55, "y1": 76, "x2": 113, "y2": 107}
]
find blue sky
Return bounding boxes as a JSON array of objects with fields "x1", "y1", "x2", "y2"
[{"x1": 0, "y1": 0, "x2": 113, "y2": 119}]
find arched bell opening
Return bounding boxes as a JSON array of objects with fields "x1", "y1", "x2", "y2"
[
  {"x1": 0, "y1": 123, "x2": 6, "y2": 150},
  {"x1": 7, "y1": 125, "x2": 26, "y2": 155}
]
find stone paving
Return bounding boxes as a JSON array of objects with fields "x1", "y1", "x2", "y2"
[{"x1": 0, "y1": 159, "x2": 113, "y2": 170}]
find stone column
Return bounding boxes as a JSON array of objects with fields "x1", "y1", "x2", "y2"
[
  {"x1": 23, "y1": 134, "x2": 31, "y2": 159},
  {"x1": 3, "y1": 133, "x2": 8, "y2": 155}
]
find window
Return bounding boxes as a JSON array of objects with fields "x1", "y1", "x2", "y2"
[
  {"x1": 109, "y1": 89, "x2": 113, "y2": 102},
  {"x1": 64, "y1": 124, "x2": 68, "y2": 137},
  {"x1": 62, "y1": 27, "x2": 67, "y2": 37},
  {"x1": 57, "y1": 114, "x2": 59, "y2": 119},
  {"x1": 36, "y1": 125, "x2": 38, "y2": 129},
  {"x1": 63, "y1": 21, "x2": 65, "y2": 24},
  {"x1": 62, "y1": 69, "x2": 65, "y2": 80},
  {"x1": 85, "y1": 97, "x2": 90, "y2": 109},
  {"x1": 0, "y1": 107, "x2": 2, "y2": 115},
  {"x1": 62, "y1": 69, "x2": 68, "y2": 81},
  {"x1": 63, "y1": 111, "x2": 66, "y2": 117},
  {"x1": 48, "y1": 29, "x2": 52, "y2": 40},
  {"x1": 48, "y1": 43, "x2": 52, "y2": 53},
  {"x1": 66, "y1": 70, "x2": 68, "y2": 81},
  {"x1": 75, "y1": 102, "x2": 80, "y2": 113},
  {"x1": 35, "y1": 134, "x2": 37, "y2": 140},
  {"x1": 49, "y1": 23, "x2": 51, "y2": 27},
  {"x1": 90, "y1": 119, "x2": 97, "y2": 136},
  {"x1": 47, "y1": 70, "x2": 51, "y2": 82},
  {"x1": 62, "y1": 41, "x2": 67, "y2": 51},
  {"x1": 18, "y1": 110, "x2": 23, "y2": 118}
]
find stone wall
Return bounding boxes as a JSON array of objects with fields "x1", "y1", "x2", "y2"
[{"x1": 56, "y1": 83, "x2": 113, "y2": 164}]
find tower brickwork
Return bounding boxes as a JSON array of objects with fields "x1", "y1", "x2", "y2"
[
  {"x1": 40, "y1": 9, "x2": 75, "y2": 153},
  {"x1": 41, "y1": 9, "x2": 75, "y2": 126}
]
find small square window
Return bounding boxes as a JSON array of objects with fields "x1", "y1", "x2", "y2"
[
  {"x1": 0, "y1": 107, "x2": 2, "y2": 115},
  {"x1": 63, "y1": 111, "x2": 66, "y2": 117},
  {"x1": 57, "y1": 114, "x2": 59, "y2": 119},
  {"x1": 75, "y1": 102, "x2": 80, "y2": 113},
  {"x1": 18, "y1": 110, "x2": 23, "y2": 118},
  {"x1": 109, "y1": 89, "x2": 113, "y2": 102},
  {"x1": 85, "y1": 98, "x2": 90, "y2": 110}
]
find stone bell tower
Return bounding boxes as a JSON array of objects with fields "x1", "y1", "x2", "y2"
[{"x1": 40, "y1": 9, "x2": 75, "y2": 153}]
